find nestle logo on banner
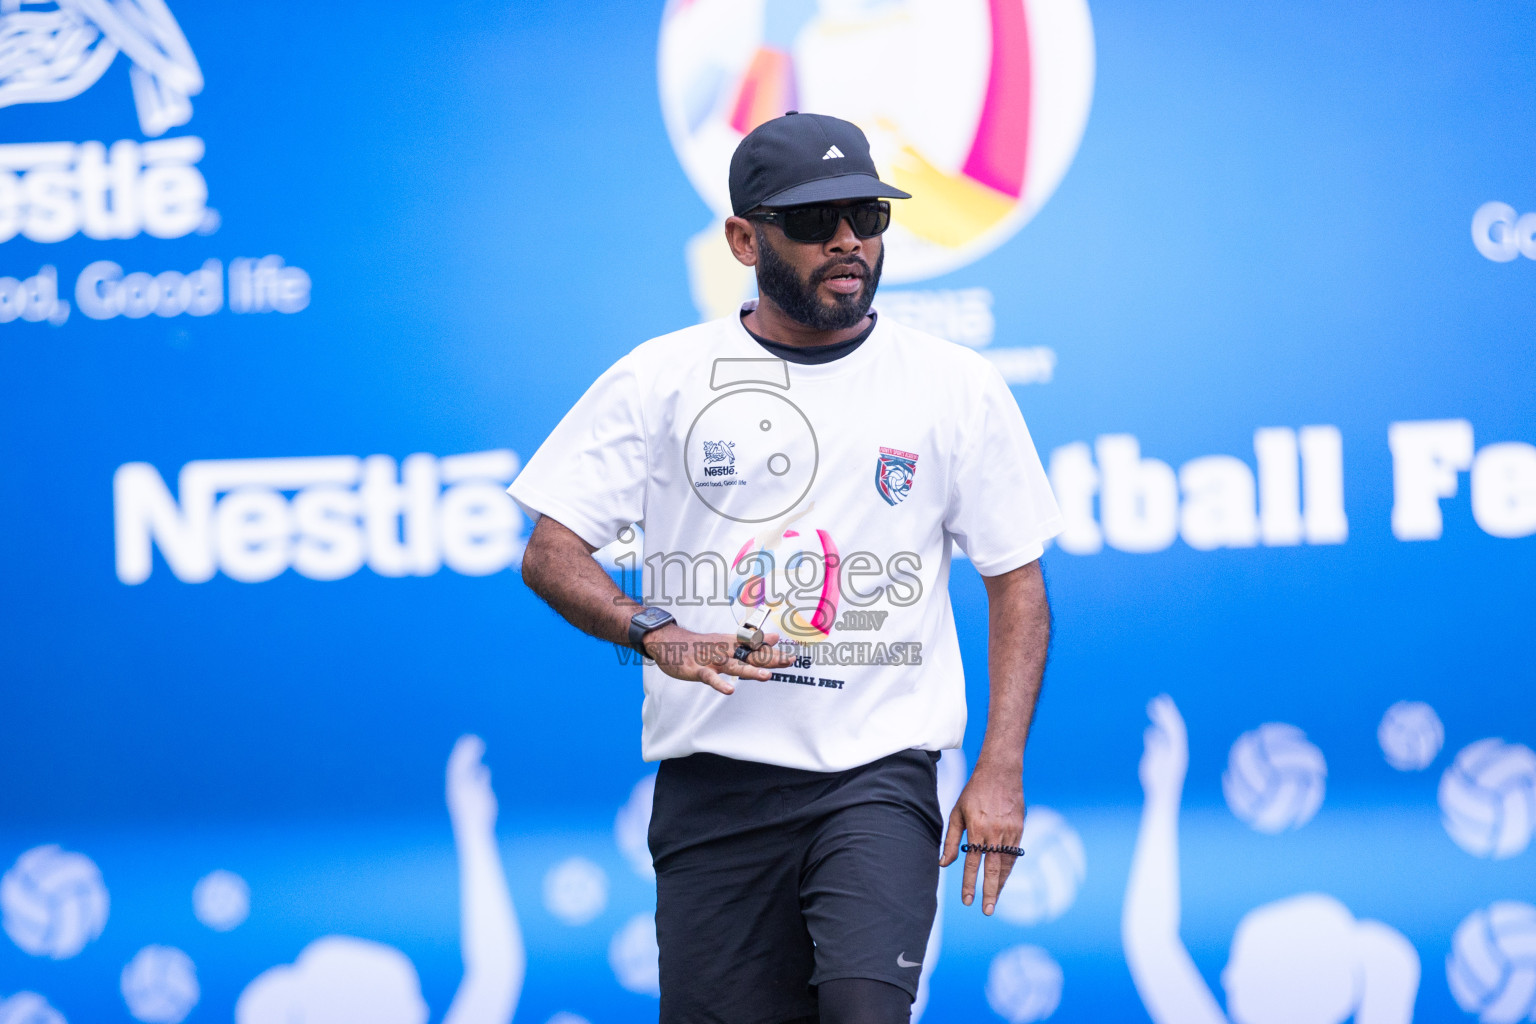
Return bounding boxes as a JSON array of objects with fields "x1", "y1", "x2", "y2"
[
  {"x1": 0, "y1": 1, "x2": 207, "y2": 242},
  {"x1": 113, "y1": 451, "x2": 527, "y2": 585},
  {"x1": 0, "y1": 0, "x2": 203, "y2": 136},
  {"x1": 0, "y1": 138, "x2": 212, "y2": 244}
]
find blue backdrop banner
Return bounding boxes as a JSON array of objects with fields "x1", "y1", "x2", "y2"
[{"x1": 1, "y1": 2, "x2": 1533, "y2": 1022}]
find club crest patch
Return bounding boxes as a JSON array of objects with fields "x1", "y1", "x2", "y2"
[{"x1": 875, "y1": 447, "x2": 918, "y2": 506}]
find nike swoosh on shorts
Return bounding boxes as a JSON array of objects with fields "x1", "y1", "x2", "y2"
[{"x1": 897, "y1": 952, "x2": 922, "y2": 968}]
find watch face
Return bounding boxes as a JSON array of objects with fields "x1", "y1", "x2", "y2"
[{"x1": 636, "y1": 607, "x2": 670, "y2": 629}]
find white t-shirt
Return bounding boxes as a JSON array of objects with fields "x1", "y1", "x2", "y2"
[{"x1": 509, "y1": 302, "x2": 1063, "y2": 771}]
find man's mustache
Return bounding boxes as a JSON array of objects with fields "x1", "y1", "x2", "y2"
[{"x1": 810, "y1": 257, "x2": 871, "y2": 286}]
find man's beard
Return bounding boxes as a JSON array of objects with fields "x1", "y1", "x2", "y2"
[{"x1": 754, "y1": 227, "x2": 883, "y2": 331}]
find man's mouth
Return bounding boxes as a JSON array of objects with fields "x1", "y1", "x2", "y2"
[{"x1": 821, "y1": 265, "x2": 866, "y2": 296}]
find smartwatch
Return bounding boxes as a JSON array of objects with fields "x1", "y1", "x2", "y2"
[{"x1": 628, "y1": 606, "x2": 676, "y2": 657}]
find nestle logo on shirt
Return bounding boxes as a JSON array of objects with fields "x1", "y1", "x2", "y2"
[{"x1": 702, "y1": 440, "x2": 736, "y2": 476}]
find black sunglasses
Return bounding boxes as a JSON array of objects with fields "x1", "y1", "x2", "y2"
[{"x1": 745, "y1": 201, "x2": 892, "y2": 243}]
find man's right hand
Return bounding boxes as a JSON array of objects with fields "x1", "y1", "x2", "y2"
[{"x1": 641, "y1": 623, "x2": 797, "y2": 695}]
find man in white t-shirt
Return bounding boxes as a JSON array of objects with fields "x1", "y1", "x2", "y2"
[{"x1": 513, "y1": 112, "x2": 1062, "y2": 1024}]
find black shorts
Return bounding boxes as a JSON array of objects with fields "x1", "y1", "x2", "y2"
[{"x1": 648, "y1": 748, "x2": 942, "y2": 1024}]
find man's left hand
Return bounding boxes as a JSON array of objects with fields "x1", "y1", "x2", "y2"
[{"x1": 940, "y1": 761, "x2": 1024, "y2": 915}]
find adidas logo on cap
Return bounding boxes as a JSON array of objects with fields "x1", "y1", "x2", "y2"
[{"x1": 727, "y1": 111, "x2": 911, "y2": 214}]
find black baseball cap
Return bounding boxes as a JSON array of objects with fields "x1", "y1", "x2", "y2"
[{"x1": 728, "y1": 111, "x2": 911, "y2": 215}]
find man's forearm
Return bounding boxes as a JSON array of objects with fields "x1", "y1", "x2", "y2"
[
  {"x1": 976, "y1": 559, "x2": 1051, "y2": 772},
  {"x1": 520, "y1": 515, "x2": 640, "y2": 646}
]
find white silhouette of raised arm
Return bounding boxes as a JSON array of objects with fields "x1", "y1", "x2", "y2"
[
  {"x1": 443, "y1": 735, "x2": 525, "y2": 1024},
  {"x1": 1122, "y1": 695, "x2": 1229, "y2": 1024}
]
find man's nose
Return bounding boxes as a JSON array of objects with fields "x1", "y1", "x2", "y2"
[{"x1": 825, "y1": 213, "x2": 862, "y2": 254}]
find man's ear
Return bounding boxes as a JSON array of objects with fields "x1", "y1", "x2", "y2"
[{"x1": 724, "y1": 216, "x2": 759, "y2": 268}]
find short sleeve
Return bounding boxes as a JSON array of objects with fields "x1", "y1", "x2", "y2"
[
  {"x1": 943, "y1": 362, "x2": 1064, "y2": 575},
  {"x1": 508, "y1": 355, "x2": 647, "y2": 549}
]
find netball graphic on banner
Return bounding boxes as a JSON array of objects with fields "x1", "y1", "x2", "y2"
[{"x1": 657, "y1": 0, "x2": 1094, "y2": 316}]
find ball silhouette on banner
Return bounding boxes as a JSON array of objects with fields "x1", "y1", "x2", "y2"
[
  {"x1": 0, "y1": 844, "x2": 109, "y2": 959},
  {"x1": 986, "y1": 945, "x2": 1063, "y2": 1023},
  {"x1": 609, "y1": 913, "x2": 660, "y2": 996},
  {"x1": 1377, "y1": 701, "x2": 1445, "y2": 771},
  {"x1": 542, "y1": 857, "x2": 608, "y2": 926},
  {"x1": 192, "y1": 869, "x2": 249, "y2": 931},
  {"x1": 1446, "y1": 901, "x2": 1536, "y2": 1024},
  {"x1": 1222, "y1": 723, "x2": 1327, "y2": 833},
  {"x1": 994, "y1": 807, "x2": 1086, "y2": 926},
  {"x1": 1438, "y1": 738, "x2": 1536, "y2": 859},
  {"x1": 120, "y1": 945, "x2": 199, "y2": 1024},
  {"x1": 0, "y1": 991, "x2": 66, "y2": 1024}
]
